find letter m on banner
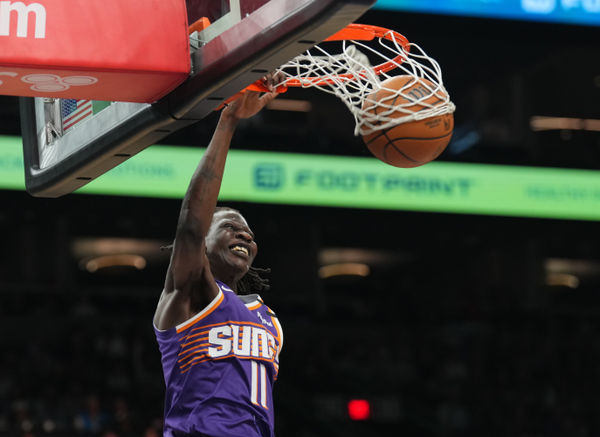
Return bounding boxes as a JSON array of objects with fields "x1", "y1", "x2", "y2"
[{"x1": 0, "y1": 1, "x2": 46, "y2": 38}]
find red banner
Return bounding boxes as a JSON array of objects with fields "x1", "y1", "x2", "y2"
[{"x1": 0, "y1": 0, "x2": 190, "y2": 102}]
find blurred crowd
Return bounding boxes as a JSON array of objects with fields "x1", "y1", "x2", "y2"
[
  {"x1": 0, "y1": 293, "x2": 164, "y2": 437},
  {"x1": 1, "y1": 289, "x2": 599, "y2": 437},
  {"x1": 286, "y1": 315, "x2": 600, "y2": 437}
]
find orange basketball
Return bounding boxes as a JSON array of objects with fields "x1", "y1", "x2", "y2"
[{"x1": 362, "y1": 75, "x2": 454, "y2": 168}]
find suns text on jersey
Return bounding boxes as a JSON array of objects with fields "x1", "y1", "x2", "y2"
[{"x1": 207, "y1": 323, "x2": 277, "y2": 361}]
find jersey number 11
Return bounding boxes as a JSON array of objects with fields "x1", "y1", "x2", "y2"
[{"x1": 250, "y1": 361, "x2": 268, "y2": 409}]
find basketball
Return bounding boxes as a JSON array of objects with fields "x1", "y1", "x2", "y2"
[{"x1": 361, "y1": 75, "x2": 454, "y2": 168}]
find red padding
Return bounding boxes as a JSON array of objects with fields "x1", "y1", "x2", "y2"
[{"x1": 0, "y1": 0, "x2": 190, "y2": 102}]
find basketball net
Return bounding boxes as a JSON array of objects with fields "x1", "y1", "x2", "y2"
[{"x1": 253, "y1": 24, "x2": 456, "y2": 136}]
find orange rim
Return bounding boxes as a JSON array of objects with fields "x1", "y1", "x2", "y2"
[
  {"x1": 250, "y1": 24, "x2": 410, "y2": 91},
  {"x1": 218, "y1": 24, "x2": 411, "y2": 107},
  {"x1": 286, "y1": 24, "x2": 409, "y2": 87}
]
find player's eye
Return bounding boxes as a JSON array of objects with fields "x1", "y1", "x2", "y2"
[{"x1": 224, "y1": 223, "x2": 241, "y2": 232}]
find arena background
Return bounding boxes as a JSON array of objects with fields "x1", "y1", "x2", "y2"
[{"x1": 1, "y1": 2, "x2": 600, "y2": 436}]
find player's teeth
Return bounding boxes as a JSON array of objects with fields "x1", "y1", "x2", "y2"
[{"x1": 232, "y1": 246, "x2": 248, "y2": 255}]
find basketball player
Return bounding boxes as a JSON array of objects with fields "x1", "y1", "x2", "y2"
[{"x1": 153, "y1": 78, "x2": 283, "y2": 437}]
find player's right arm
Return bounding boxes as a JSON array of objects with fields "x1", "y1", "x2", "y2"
[{"x1": 154, "y1": 86, "x2": 279, "y2": 330}]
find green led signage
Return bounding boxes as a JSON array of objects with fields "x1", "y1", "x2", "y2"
[{"x1": 2, "y1": 135, "x2": 600, "y2": 221}]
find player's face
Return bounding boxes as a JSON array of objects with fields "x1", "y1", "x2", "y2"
[{"x1": 205, "y1": 210, "x2": 258, "y2": 275}]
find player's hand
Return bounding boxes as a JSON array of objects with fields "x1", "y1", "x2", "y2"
[
  {"x1": 220, "y1": 72, "x2": 284, "y2": 121},
  {"x1": 221, "y1": 89, "x2": 277, "y2": 121},
  {"x1": 261, "y1": 71, "x2": 286, "y2": 92}
]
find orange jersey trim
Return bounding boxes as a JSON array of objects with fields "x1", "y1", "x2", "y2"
[
  {"x1": 176, "y1": 291, "x2": 224, "y2": 333},
  {"x1": 178, "y1": 343, "x2": 210, "y2": 362},
  {"x1": 179, "y1": 334, "x2": 208, "y2": 349}
]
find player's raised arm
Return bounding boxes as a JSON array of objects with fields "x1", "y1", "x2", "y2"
[{"x1": 154, "y1": 84, "x2": 279, "y2": 330}]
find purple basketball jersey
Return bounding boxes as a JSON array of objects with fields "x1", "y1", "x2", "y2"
[{"x1": 154, "y1": 281, "x2": 283, "y2": 437}]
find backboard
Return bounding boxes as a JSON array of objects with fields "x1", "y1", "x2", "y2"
[{"x1": 20, "y1": 0, "x2": 375, "y2": 197}]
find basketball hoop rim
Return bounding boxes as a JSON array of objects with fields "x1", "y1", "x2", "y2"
[
  {"x1": 248, "y1": 23, "x2": 411, "y2": 91},
  {"x1": 323, "y1": 23, "x2": 410, "y2": 73}
]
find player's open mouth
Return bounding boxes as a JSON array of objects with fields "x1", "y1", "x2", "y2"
[{"x1": 230, "y1": 245, "x2": 249, "y2": 257}]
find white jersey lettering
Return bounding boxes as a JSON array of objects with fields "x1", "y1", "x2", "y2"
[
  {"x1": 232, "y1": 325, "x2": 251, "y2": 356},
  {"x1": 207, "y1": 325, "x2": 232, "y2": 358},
  {"x1": 207, "y1": 324, "x2": 278, "y2": 360}
]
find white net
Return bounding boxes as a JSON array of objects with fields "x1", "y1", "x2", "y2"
[{"x1": 276, "y1": 26, "x2": 456, "y2": 136}]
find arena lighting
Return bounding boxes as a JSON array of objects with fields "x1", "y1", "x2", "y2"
[
  {"x1": 545, "y1": 273, "x2": 580, "y2": 289},
  {"x1": 84, "y1": 254, "x2": 147, "y2": 273},
  {"x1": 544, "y1": 258, "x2": 600, "y2": 279},
  {"x1": 545, "y1": 258, "x2": 600, "y2": 276},
  {"x1": 318, "y1": 263, "x2": 370, "y2": 279},
  {"x1": 71, "y1": 237, "x2": 168, "y2": 258},
  {"x1": 543, "y1": 258, "x2": 600, "y2": 288},
  {"x1": 319, "y1": 247, "x2": 406, "y2": 266},
  {"x1": 266, "y1": 99, "x2": 312, "y2": 112},
  {"x1": 530, "y1": 116, "x2": 600, "y2": 132},
  {"x1": 347, "y1": 399, "x2": 371, "y2": 421}
]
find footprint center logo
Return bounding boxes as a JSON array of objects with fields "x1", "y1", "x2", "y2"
[{"x1": 254, "y1": 163, "x2": 284, "y2": 190}]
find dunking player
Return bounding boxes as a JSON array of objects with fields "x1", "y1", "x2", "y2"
[{"x1": 153, "y1": 77, "x2": 283, "y2": 437}]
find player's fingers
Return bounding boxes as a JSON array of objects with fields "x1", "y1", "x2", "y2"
[
  {"x1": 258, "y1": 90, "x2": 279, "y2": 106},
  {"x1": 260, "y1": 75, "x2": 273, "y2": 92},
  {"x1": 272, "y1": 71, "x2": 286, "y2": 86},
  {"x1": 261, "y1": 72, "x2": 285, "y2": 91},
  {"x1": 245, "y1": 90, "x2": 264, "y2": 106}
]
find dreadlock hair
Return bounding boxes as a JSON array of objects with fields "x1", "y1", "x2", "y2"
[
  {"x1": 237, "y1": 266, "x2": 271, "y2": 295},
  {"x1": 161, "y1": 206, "x2": 271, "y2": 295}
]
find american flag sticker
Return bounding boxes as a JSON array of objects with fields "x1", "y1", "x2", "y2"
[
  {"x1": 61, "y1": 99, "x2": 92, "y2": 132},
  {"x1": 60, "y1": 100, "x2": 111, "y2": 133}
]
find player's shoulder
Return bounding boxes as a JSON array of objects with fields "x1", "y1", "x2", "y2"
[
  {"x1": 238, "y1": 293, "x2": 264, "y2": 309},
  {"x1": 238, "y1": 293, "x2": 278, "y2": 316},
  {"x1": 215, "y1": 281, "x2": 277, "y2": 315}
]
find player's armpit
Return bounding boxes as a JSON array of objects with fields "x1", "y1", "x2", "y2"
[{"x1": 156, "y1": 251, "x2": 219, "y2": 330}]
